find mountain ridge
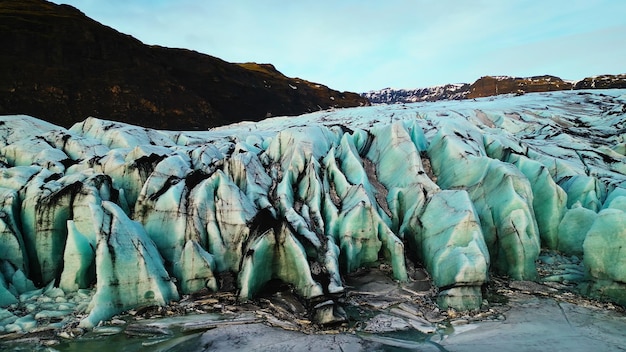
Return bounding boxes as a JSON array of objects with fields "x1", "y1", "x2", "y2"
[
  {"x1": 363, "y1": 74, "x2": 626, "y2": 104},
  {"x1": 0, "y1": 0, "x2": 368, "y2": 130}
]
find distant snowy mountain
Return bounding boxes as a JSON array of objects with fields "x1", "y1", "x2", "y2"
[
  {"x1": 363, "y1": 74, "x2": 626, "y2": 104},
  {"x1": 362, "y1": 83, "x2": 470, "y2": 104}
]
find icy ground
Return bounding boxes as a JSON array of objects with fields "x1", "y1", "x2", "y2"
[{"x1": 0, "y1": 89, "x2": 625, "y2": 349}]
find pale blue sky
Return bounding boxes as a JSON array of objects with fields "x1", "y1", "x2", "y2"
[{"x1": 51, "y1": 0, "x2": 625, "y2": 92}]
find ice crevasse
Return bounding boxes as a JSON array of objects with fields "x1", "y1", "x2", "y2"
[{"x1": 0, "y1": 89, "x2": 625, "y2": 331}]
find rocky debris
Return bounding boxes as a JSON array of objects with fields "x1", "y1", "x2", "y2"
[
  {"x1": 537, "y1": 251, "x2": 586, "y2": 286},
  {"x1": 311, "y1": 300, "x2": 348, "y2": 325},
  {"x1": 0, "y1": 258, "x2": 624, "y2": 350}
]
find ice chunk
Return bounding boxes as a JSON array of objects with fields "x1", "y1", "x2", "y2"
[
  {"x1": 80, "y1": 201, "x2": 179, "y2": 328},
  {"x1": 0, "y1": 260, "x2": 35, "y2": 298},
  {"x1": 0, "y1": 187, "x2": 28, "y2": 273},
  {"x1": 224, "y1": 150, "x2": 273, "y2": 212},
  {"x1": 484, "y1": 134, "x2": 567, "y2": 249},
  {"x1": 602, "y1": 187, "x2": 626, "y2": 211},
  {"x1": 0, "y1": 166, "x2": 42, "y2": 191},
  {"x1": 557, "y1": 204, "x2": 596, "y2": 256},
  {"x1": 0, "y1": 116, "x2": 69, "y2": 173},
  {"x1": 134, "y1": 154, "x2": 193, "y2": 272},
  {"x1": 42, "y1": 130, "x2": 109, "y2": 162},
  {"x1": 582, "y1": 207, "x2": 626, "y2": 305},
  {"x1": 263, "y1": 125, "x2": 338, "y2": 173},
  {"x1": 20, "y1": 169, "x2": 70, "y2": 285},
  {"x1": 416, "y1": 190, "x2": 489, "y2": 310},
  {"x1": 174, "y1": 240, "x2": 218, "y2": 294},
  {"x1": 428, "y1": 122, "x2": 540, "y2": 280},
  {"x1": 59, "y1": 220, "x2": 96, "y2": 292},
  {"x1": 21, "y1": 170, "x2": 113, "y2": 286},
  {"x1": 238, "y1": 223, "x2": 323, "y2": 299},
  {"x1": 5, "y1": 314, "x2": 37, "y2": 333},
  {"x1": 0, "y1": 273, "x2": 18, "y2": 307},
  {"x1": 188, "y1": 170, "x2": 257, "y2": 273},
  {"x1": 365, "y1": 122, "x2": 438, "y2": 238},
  {"x1": 559, "y1": 175, "x2": 606, "y2": 212},
  {"x1": 184, "y1": 143, "x2": 226, "y2": 172},
  {"x1": 70, "y1": 117, "x2": 174, "y2": 148},
  {"x1": 0, "y1": 115, "x2": 64, "y2": 147},
  {"x1": 1, "y1": 137, "x2": 69, "y2": 173},
  {"x1": 326, "y1": 184, "x2": 406, "y2": 280},
  {"x1": 88, "y1": 146, "x2": 171, "y2": 210}
]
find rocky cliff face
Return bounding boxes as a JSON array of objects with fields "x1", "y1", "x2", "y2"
[
  {"x1": 467, "y1": 75, "x2": 573, "y2": 99},
  {"x1": 0, "y1": 0, "x2": 368, "y2": 130},
  {"x1": 574, "y1": 74, "x2": 626, "y2": 90}
]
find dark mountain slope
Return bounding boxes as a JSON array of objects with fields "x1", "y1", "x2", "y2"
[{"x1": 0, "y1": 0, "x2": 368, "y2": 130}]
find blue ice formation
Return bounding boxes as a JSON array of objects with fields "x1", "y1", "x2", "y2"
[{"x1": 0, "y1": 89, "x2": 625, "y2": 331}]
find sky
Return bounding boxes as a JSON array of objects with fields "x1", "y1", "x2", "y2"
[{"x1": 50, "y1": 0, "x2": 626, "y2": 93}]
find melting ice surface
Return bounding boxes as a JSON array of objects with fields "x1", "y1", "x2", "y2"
[{"x1": 0, "y1": 89, "x2": 625, "y2": 333}]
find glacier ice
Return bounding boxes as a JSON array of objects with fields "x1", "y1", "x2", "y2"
[
  {"x1": 582, "y1": 198, "x2": 626, "y2": 306},
  {"x1": 0, "y1": 90, "x2": 625, "y2": 331},
  {"x1": 80, "y1": 201, "x2": 179, "y2": 328},
  {"x1": 417, "y1": 190, "x2": 489, "y2": 309},
  {"x1": 427, "y1": 118, "x2": 540, "y2": 280},
  {"x1": 175, "y1": 239, "x2": 218, "y2": 294}
]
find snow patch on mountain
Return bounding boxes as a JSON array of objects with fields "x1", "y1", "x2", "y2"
[{"x1": 362, "y1": 84, "x2": 470, "y2": 104}]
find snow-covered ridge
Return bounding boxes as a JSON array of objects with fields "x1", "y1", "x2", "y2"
[
  {"x1": 364, "y1": 74, "x2": 626, "y2": 104},
  {"x1": 0, "y1": 89, "x2": 625, "y2": 333},
  {"x1": 362, "y1": 83, "x2": 470, "y2": 104}
]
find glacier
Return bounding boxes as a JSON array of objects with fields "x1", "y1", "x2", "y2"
[{"x1": 0, "y1": 89, "x2": 625, "y2": 332}]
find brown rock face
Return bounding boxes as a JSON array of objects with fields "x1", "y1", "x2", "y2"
[
  {"x1": 0, "y1": 0, "x2": 368, "y2": 130},
  {"x1": 574, "y1": 74, "x2": 626, "y2": 90},
  {"x1": 467, "y1": 75, "x2": 573, "y2": 99}
]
